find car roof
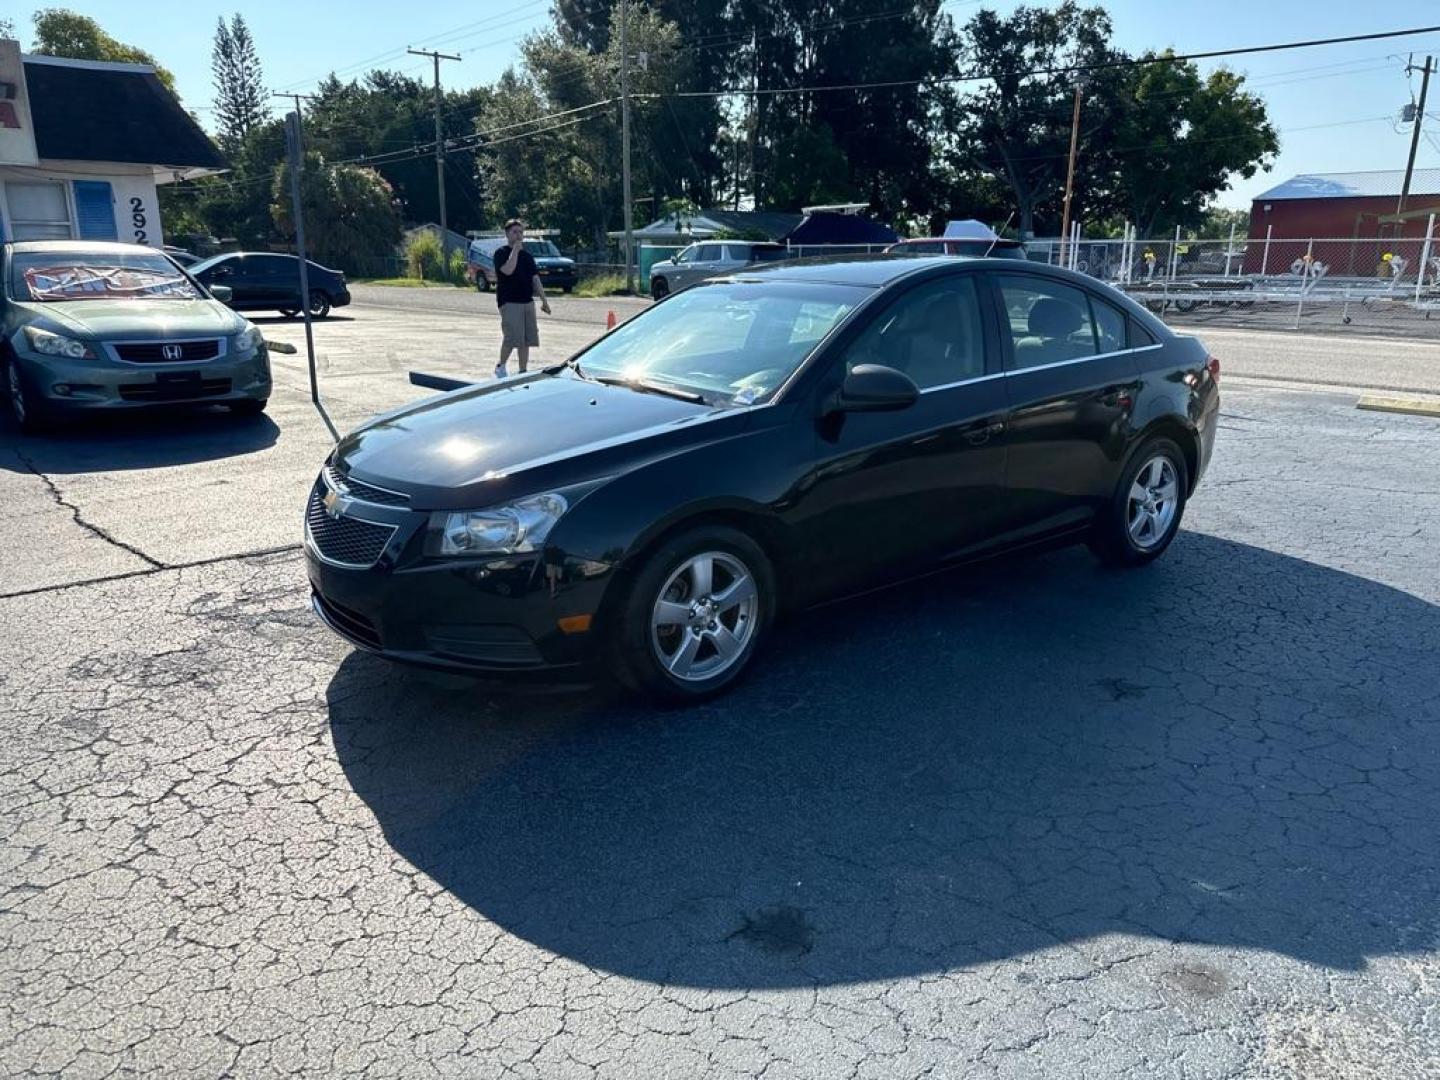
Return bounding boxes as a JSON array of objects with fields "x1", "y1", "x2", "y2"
[
  {"x1": 720, "y1": 253, "x2": 1059, "y2": 288},
  {"x1": 893, "y1": 237, "x2": 1025, "y2": 246},
  {"x1": 5, "y1": 239, "x2": 169, "y2": 255}
]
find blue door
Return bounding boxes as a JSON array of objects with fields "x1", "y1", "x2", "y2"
[{"x1": 72, "y1": 181, "x2": 118, "y2": 241}]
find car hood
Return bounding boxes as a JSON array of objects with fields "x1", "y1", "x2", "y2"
[
  {"x1": 15, "y1": 298, "x2": 241, "y2": 339},
  {"x1": 333, "y1": 370, "x2": 741, "y2": 510}
]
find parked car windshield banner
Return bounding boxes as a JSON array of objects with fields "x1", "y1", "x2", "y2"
[{"x1": 15, "y1": 258, "x2": 202, "y2": 303}]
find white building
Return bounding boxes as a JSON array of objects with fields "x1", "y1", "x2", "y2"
[{"x1": 0, "y1": 39, "x2": 225, "y2": 247}]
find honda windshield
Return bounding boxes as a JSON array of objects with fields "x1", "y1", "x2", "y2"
[{"x1": 11, "y1": 250, "x2": 201, "y2": 302}]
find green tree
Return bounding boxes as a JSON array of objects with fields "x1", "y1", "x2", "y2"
[
  {"x1": 736, "y1": 0, "x2": 959, "y2": 219},
  {"x1": 1103, "y1": 56, "x2": 1277, "y2": 235},
  {"x1": 211, "y1": 15, "x2": 269, "y2": 155},
  {"x1": 0, "y1": 18, "x2": 15, "y2": 38},
  {"x1": 482, "y1": 5, "x2": 689, "y2": 249},
  {"x1": 271, "y1": 156, "x2": 403, "y2": 271},
  {"x1": 30, "y1": 9, "x2": 177, "y2": 93},
  {"x1": 1197, "y1": 205, "x2": 1251, "y2": 240},
  {"x1": 303, "y1": 71, "x2": 490, "y2": 233},
  {"x1": 943, "y1": 2, "x2": 1122, "y2": 239}
]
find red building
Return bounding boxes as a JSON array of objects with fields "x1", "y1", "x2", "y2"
[{"x1": 1245, "y1": 169, "x2": 1440, "y2": 276}]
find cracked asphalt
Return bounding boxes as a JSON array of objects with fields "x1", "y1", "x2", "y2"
[{"x1": 2, "y1": 300, "x2": 1439, "y2": 1078}]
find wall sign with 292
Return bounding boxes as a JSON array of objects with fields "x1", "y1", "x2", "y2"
[{"x1": 130, "y1": 196, "x2": 148, "y2": 244}]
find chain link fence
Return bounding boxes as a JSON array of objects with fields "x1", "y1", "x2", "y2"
[{"x1": 1032, "y1": 230, "x2": 1440, "y2": 339}]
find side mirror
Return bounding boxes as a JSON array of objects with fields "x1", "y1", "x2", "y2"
[
  {"x1": 209, "y1": 284, "x2": 234, "y2": 303},
  {"x1": 831, "y1": 364, "x2": 919, "y2": 413}
]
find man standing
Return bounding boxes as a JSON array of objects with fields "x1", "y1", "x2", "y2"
[{"x1": 494, "y1": 218, "x2": 551, "y2": 378}]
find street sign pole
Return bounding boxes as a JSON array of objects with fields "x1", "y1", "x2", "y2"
[
  {"x1": 620, "y1": 0, "x2": 635, "y2": 294},
  {"x1": 285, "y1": 110, "x2": 337, "y2": 440}
]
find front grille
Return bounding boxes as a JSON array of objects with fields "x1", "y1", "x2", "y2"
[
  {"x1": 115, "y1": 340, "x2": 222, "y2": 363},
  {"x1": 313, "y1": 591, "x2": 382, "y2": 650},
  {"x1": 119, "y1": 377, "x2": 231, "y2": 402},
  {"x1": 305, "y1": 490, "x2": 397, "y2": 568},
  {"x1": 324, "y1": 465, "x2": 409, "y2": 506}
]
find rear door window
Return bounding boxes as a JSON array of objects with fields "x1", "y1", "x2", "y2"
[
  {"x1": 995, "y1": 276, "x2": 1100, "y2": 371},
  {"x1": 1090, "y1": 296, "x2": 1127, "y2": 354}
]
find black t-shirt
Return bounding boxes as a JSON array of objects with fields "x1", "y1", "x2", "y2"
[{"x1": 494, "y1": 246, "x2": 537, "y2": 307}]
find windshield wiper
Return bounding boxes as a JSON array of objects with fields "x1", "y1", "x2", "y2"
[{"x1": 592, "y1": 374, "x2": 706, "y2": 404}]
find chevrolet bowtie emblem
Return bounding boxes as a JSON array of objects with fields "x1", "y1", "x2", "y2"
[{"x1": 322, "y1": 489, "x2": 351, "y2": 519}]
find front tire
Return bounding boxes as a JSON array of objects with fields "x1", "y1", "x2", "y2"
[
  {"x1": 1089, "y1": 437, "x2": 1189, "y2": 567},
  {"x1": 651, "y1": 277, "x2": 669, "y2": 299},
  {"x1": 609, "y1": 525, "x2": 774, "y2": 703},
  {"x1": 5, "y1": 356, "x2": 52, "y2": 435}
]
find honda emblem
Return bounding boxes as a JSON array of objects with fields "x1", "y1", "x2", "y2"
[{"x1": 161, "y1": 344, "x2": 184, "y2": 361}]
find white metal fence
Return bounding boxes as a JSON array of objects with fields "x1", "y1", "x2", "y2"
[{"x1": 1032, "y1": 221, "x2": 1440, "y2": 338}]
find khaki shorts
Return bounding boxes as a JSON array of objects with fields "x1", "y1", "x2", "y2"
[{"x1": 500, "y1": 301, "x2": 539, "y2": 349}]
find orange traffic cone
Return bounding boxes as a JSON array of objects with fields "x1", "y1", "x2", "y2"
[{"x1": 606, "y1": 310, "x2": 617, "y2": 330}]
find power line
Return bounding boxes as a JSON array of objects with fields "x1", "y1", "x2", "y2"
[{"x1": 656, "y1": 23, "x2": 1440, "y2": 99}]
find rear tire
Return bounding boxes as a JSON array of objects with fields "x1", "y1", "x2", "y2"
[
  {"x1": 280, "y1": 308, "x2": 299, "y2": 318},
  {"x1": 608, "y1": 525, "x2": 774, "y2": 704},
  {"x1": 1088, "y1": 437, "x2": 1189, "y2": 567}
]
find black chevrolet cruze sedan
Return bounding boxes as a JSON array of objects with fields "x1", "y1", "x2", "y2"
[{"x1": 306, "y1": 256, "x2": 1219, "y2": 701}]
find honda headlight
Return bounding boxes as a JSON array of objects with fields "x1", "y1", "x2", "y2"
[
  {"x1": 235, "y1": 323, "x2": 263, "y2": 352},
  {"x1": 24, "y1": 326, "x2": 95, "y2": 360},
  {"x1": 431, "y1": 493, "x2": 569, "y2": 556}
]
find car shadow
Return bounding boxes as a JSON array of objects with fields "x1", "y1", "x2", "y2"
[
  {"x1": 0, "y1": 407, "x2": 280, "y2": 473},
  {"x1": 326, "y1": 533, "x2": 1440, "y2": 989}
]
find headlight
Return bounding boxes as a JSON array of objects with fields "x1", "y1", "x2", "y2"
[
  {"x1": 432, "y1": 493, "x2": 569, "y2": 556},
  {"x1": 235, "y1": 323, "x2": 263, "y2": 352},
  {"x1": 23, "y1": 326, "x2": 95, "y2": 360}
]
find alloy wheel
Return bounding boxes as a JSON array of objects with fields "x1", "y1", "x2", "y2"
[
  {"x1": 650, "y1": 551, "x2": 759, "y2": 682},
  {"x1": 1127, "y1": 455, "x2": 1179, "y2": 550}
]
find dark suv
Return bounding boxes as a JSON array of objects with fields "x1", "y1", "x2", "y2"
[{"x1": 189, "y1": 253, "x2": 351, "y2": 319}]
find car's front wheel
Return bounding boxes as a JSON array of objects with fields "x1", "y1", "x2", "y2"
[
  {"x1": 1089, "y1": 436, "x2": 1189, "y2": 567},
  {"x1": 5, "y1": 357, "x2": 51, "y2": 435},
  {"x1": 610, "y1": 525, "x2": 774, "y2": 703},
  {"x1": 651, "y1": 277, "x2": 669, "y2": 299}
]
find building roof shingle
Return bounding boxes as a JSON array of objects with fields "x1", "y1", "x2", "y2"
[{"x1": 23, "y1": 55, "x2": 226, "y2": 171}]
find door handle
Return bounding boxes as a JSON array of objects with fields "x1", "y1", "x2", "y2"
[
  {"x1": 965, "y1": 420, "x2": 1006, "y2": 445},
  {"x1": 1100, "y1": 385, "x2": 1136, "y2": 408}
]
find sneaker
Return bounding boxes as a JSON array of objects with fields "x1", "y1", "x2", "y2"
[{"x1": 493, "y1": 363, "x2": 507, "y2": 378}]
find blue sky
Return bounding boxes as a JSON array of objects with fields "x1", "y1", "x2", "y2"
[{"x1": 10, "y1": 0, "x2": 1440, "y2": 209}]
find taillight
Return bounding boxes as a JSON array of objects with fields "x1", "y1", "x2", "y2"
[{"x1": 1206, "y1": 355, "x2": 1220, "y2": 383}]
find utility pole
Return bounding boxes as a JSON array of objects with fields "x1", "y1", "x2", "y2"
[
  {"x1": 1398, "y1": 55, "x2": 1434, "y2": 225},
  {"x1": 619, "y1": 0, "x2": 635, "y2": 293},
  {"x1": 1058, "y1": 79, "x2": 1084, "y2": 268},
  {"x1": 408, "y1": 47, "x2": 462, "y2": 269}
]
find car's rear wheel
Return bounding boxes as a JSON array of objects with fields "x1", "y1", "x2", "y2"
[
  {"x1": 651, "y1": 277, "x2": 669, "y2": 299},
  {"x1": 609, "y1": 525, "x2": 774, "y2": 703},
  {"x1": 5, "y1": 357, "x2": 52, "y2": 435},
  {"x1": 1089, "y1": 437, "x2": 1189, "y2": 567},
  {"x1": 280, "y1": 308, "x2": 299, "y2": 318}
]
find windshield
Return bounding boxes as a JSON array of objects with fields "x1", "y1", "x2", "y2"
[
  {"x1": 575, "y1": 281, "x2": 867, "y2": 405},
  {"x1": 11, "y1": 250, "x2": 201, "y2": 302},
  {"x1": 526, "y1": 240, "x2": 561, "y2": 257}
]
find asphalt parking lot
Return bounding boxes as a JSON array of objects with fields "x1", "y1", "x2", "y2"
[{"x1": 2, "y1": 294, "x2": 1439, "y2": 1078}]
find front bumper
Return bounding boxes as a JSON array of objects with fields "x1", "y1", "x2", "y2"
[
  {"x1": 14, "y1": 344, "x2": 271, "y2": 410},
  {"x1": 332, "y1": 288, "x2": 352, "y2": 308},
  {"x1": 304, "y1": 481, "x2": 616, "y2": 677},
  {"x1": 537, "y1": 267, "x2": 578, "y2": 289}
]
